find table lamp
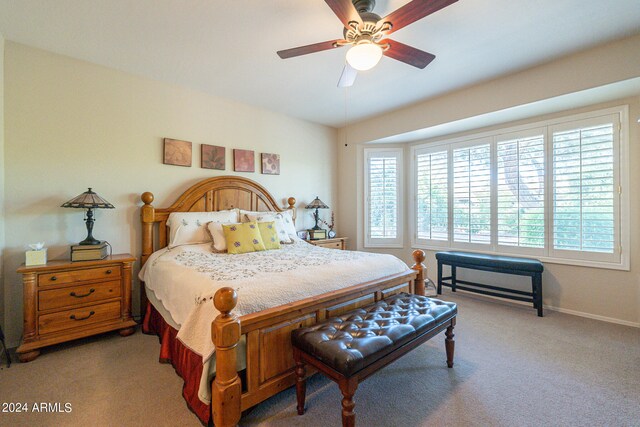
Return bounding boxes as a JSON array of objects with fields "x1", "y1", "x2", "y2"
[
  {"x1": 305, "y1": 196, "x2": 329, "y2": 231},
  {"x1": 61, "y1": 188, "x2": 114, "y2": 245}
]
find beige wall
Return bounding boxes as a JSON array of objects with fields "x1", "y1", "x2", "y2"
[
  {"x1": 0, "y1": 34, "x2": 5, "y2": 334},
  {"x1": 2, "y1": 43, "x2": 338, "y2": 346},
  {"x1": 338, "y1": 36, "x2": 640, "y2": 327},
  {"x1": 343, "y1": 33, "x2": 640, "y2": 145}
]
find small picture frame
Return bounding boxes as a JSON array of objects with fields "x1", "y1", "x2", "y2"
[
  {"x1": 201, "y1": 144, "x2": 225, "y2": 170},
  {"x1": 261, "y1": 153, "x2": 280, "y2": 175},
  {"x1": 163, "y1": 138, "x2": 192, "y2": 167},
  {"x1": 233, "y1": 149, "x2": 255, "y2": 172}
]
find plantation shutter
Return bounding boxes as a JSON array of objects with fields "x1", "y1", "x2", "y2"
[
  {"x1": 365, "y1": 149, "x2": 403, "y2": 247},
  {"x1": 497, "y1": 132, "x2": 545, "y2": 251},
  {"x1": 551, "y1": 117, "x2": 618, "y2": 258},
  {"x1": 416, "y1": 150, "x2": 448, "y2": 241},
  {"x1": 452, "y1": 143, "x2": 491, "y2": 244}
]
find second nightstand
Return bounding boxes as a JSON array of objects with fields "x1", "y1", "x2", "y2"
[
  {"x1": 16, "y1": 254, "x2": 137, "y2": 362},
  {"x1": 305, "y1": 237, "x2": 348, "y2": 250}
]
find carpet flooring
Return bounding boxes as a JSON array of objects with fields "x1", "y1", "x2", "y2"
[{"x1": 1, "y1": 291, "x2": 638, "y2": 426}]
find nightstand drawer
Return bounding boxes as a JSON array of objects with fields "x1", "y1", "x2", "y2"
[
  {"x1": 38, "y1": 301, "x2": 121, "y2": 335},
  {"x1": 318, "y1": 241, "x2": 342, "y2": 250},
  {"x1": 38, "y1": 280, "x2": 121, "y2": 311},
  {"x1": 38, "y1": 265, "x2": 121, "y2": 287}
]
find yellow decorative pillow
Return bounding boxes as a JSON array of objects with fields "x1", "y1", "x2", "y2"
[
  {"x1": 258, "y1": 221, "x2": 281, "y2": 250},
  {"x1": 223, "y1": 221, "x2": 266, "y2": 254}
]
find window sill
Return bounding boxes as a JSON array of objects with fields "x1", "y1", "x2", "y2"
[{"x1": 412, "y1": 244, "x2": 630, "y2": 271}]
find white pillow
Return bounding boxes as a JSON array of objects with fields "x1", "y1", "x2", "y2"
[
  {"x1": 244, "y1": 212, "x2": 292, "y2": 244},
  {"x1": 238, "y1": 209, "x2": 264, "y2": 218},
  {"x1": 206, "y1": 221, "x2": 241, "y2": 252},
  {"x1": 279, "y1": 210, "x2": 298, "y2": 238},
  {"x1": 167, "y1": 210, "x2": 238, "y2": 247}
]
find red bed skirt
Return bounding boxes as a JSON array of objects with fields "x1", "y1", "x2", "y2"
[{"x1": 143, "y1": 302, "x2": 210, "y2": 424}]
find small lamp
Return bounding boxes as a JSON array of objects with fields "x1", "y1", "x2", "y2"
[
  {"x1": 61, "y1": 188, "x2": 114, "y2": 245},
  {"x1": 305, "y1": 196, "x2": 329, "y2": 230}
]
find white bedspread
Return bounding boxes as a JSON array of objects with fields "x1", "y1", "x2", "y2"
[{"x1": 140, "y1": 240, "x2": 410, "y2": 362}]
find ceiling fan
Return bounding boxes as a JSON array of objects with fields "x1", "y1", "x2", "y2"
[{"x1": 277, "y1": 0, "x2": 458, "y2": 87}]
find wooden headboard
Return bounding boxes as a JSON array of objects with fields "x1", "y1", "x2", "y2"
[{"x1": 140, "y1": 176, "x2": 296, "y2": 267}]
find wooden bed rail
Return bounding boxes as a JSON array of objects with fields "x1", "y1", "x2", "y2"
[{"x1": 211, "y1": 249, "x2": 427, "y2": 426}]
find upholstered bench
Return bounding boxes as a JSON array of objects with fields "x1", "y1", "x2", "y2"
[
  {"x1": 436, "y1": 251, "x2": 544, "y2": 316},
  {"x1": 291, "y1": 293, "x2": 457, "y2": 427}
]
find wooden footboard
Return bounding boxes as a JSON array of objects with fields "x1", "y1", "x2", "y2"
[{"x1": 211, "y1": 250, "x2": 426, "y2": 427}]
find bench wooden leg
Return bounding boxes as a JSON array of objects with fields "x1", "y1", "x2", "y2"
[
  {"x1": 294, "y1": 351, "x2": 307, "y2": 415},
  {"x1": 339, "y1": 377, "x2": 358, "y2": 427},
  {"x1": 445, "y1": 319, "x2": 455, "y2": 368},
  {"x1": 451, "y1": 265, "x2": 457, "y2": 292},
  {"x1": 533, "y1": 273, "x2": 543, "y2": 317}
]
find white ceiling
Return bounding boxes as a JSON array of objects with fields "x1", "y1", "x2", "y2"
[{"x1": 1, "y1": 0, "x2": 639, "y2": 128}]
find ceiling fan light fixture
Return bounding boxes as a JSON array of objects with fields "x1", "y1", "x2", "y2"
[{"x1": 346, "y1": 41, "x2": 383, "y2": 71}]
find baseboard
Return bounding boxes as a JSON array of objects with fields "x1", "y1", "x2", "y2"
[
  {"x1": 543, "y1": 304, "x2": 640, "y2": 328},
  {"x1": 443, "y1": 289, "x2": 640, "y2": 328}
]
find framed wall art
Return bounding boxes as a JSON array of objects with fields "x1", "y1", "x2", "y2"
[
  {"x1": 233, "y1": 149, "x2": 255, "y2": 172},
  {"x1": 163, "y1": 138, "x2": 192, "y2": 167},
  {"x1": 261, "y1": 153, "x2": 280, "y2": 175},
  {"x1": 201, "y1": 144, "x2": 225, "y2": 170}
]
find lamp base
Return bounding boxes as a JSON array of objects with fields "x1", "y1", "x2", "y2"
[{"x1": 78, "y1": 237, "x2": 102, "y2": 246}]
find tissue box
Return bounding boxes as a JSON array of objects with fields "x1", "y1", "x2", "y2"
[{"x1": 25, "y1": 249, "x2": 47, "y2": 266}]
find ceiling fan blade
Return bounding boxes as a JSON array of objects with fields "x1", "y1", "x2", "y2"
[
  {"x1": 337, "y1": 63, "x2": 358, "y2": 87},
  {"x1": 277, "y1": 39, "x2": 346, "y2": 59},
  {"x1": 380, "y1": 0, "x2": 458, "y2": 35},
  {"x1": 380, "y1": 39, "x2": 436, "y2": 69},
  {"x1": 325, "y1": 0, "x2": 362, "y2": 28}
]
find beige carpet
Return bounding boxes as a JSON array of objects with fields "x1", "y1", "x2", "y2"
[{"x1": 1, "y1": 291, "x2": 638, "y2": 426}]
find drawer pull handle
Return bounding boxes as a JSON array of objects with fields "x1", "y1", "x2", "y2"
[
  {"x1": 50, "y1": 276, "x2": 57, "y2": 281},
  {"x1": 70, "y1": 311, "x2": 95, "y2": 321},
  {"x1": 70, "y1": 288, "x2": 95, "y2": 298},
  {"x1": 106, "y1": 270, "x2": 112, "y2": 274}
]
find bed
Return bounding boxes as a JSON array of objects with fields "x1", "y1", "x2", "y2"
[{"x1": 139, "y1": 176, "x2": 426, "y2": 426}]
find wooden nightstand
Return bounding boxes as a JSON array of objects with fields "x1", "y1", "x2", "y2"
[
  {"x1": 16, "y1": 254, "x2": 137, "y2": 362},
  {"x1": 306, "y1": 237, "x2": 348, "y2": 250}
]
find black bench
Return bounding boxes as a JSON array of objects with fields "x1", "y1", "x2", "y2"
[
  {"x1": 291, "y1": 293, "x2": 457, "y2": 427},
  {"x1": 436, "y1": 251, "x2": 544, "y2": 316}
]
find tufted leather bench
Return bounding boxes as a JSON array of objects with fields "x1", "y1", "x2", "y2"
[{"x1": 291, "y1": 293, "x2": 457, "y2": 427}]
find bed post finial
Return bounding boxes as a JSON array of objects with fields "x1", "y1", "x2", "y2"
[
  {"x1": 212, "y1": 287, "x2": 242, "y2": 427},
  {"x1": 287, "y1": 197, "x2": 297, "y2": 222},
  {"x1": 411, "y1": 249, "x2": 426, "y2": 296},
  {"x1": 141, "y1": 191, "x2": 154, "y2": 205}
]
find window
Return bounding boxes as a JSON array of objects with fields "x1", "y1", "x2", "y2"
[
  {"x1": 415, "y1": 149, "x2": 448, "y2": 242},
  {"x1": 410, "y1": 106, "x2": 628, "y2": 269},
  {"x1": 452, "y1": 142, "x2": 491, "y2": 245},
  {"x1": 550, "y1": 117, "x2": 619, "y2": 263},
  {"x1": 497, "y1": 131, "x2": 545, "y2": 253},
  {"x1": 365, "y1": 148, "x2": 403, "y2": 248}
]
